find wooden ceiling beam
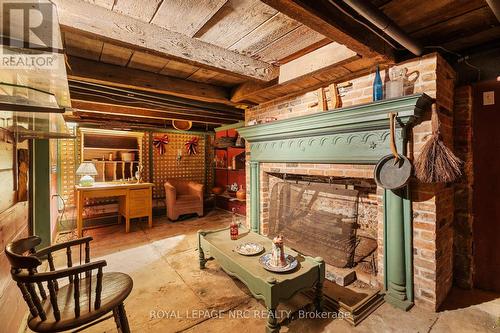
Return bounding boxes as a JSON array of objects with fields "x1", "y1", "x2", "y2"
[
  {"x1": 231, "y1": 56, "x2": 378, "y2": 104},
  {"x1": 230, "y1": 80, "x2": 276, "y2": 105},
  {"x1": 66, "y1": 112, "x2": 219, "y2": 131},
  {"x1": 231, "y1": 47, "x2": 361, "y2": 103},
  {"x1": 67, "y1": 56, "x2": 236, "y2": 106},
  {"x1": 260, "y1": 0, "x2": 395, "y2": 64},
  {"x1": 53, "y1": 0, "x2": 278, "y2": 81},
  {"x1": 68, "y1": 79, "x2": 243, "y2": 115},
  {"x1": 71, "y1": 100, "x2": 241, "y2": 125},
  {"x1": 69, "y1": 93, "x2": 242, "y2": 122},
  {"x1": 278, "y1": 42, "x2": 358, "y2": 84}
]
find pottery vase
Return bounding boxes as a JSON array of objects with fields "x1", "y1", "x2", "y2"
[{"x1": 236, "y1": 185, "x2": 246, "y2": 200}]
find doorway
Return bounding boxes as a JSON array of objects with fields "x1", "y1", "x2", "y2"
[{"x1": 472, "y1": 79, "x2": 500, "y2": 291}]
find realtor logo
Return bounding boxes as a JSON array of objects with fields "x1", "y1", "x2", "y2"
[
  {"x1": 1, "y1": 0, "x2": 54, "y2": 49},
  {"x1": 0, "y1": 0, "x2": 59, "y2": 68}
]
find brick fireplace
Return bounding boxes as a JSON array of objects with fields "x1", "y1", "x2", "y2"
[{"x1": 240, "y1": 53, "x2": 457, "y2": 311}]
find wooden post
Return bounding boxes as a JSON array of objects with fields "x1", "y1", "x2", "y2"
[
  {"x1": 30, "y1": 139, "x2": 51, "y2": 248},
  {"x1": 249, "y1": 161, "x2": 260, "y2": 234},
  {"x1": 383, "y1": 187, "x2": 413, "y2": 310},
  {"x1": 317, "y1": 88, "x2": 327, "y2": 111}
]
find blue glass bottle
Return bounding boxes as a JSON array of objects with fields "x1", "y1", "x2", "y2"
[{"x1": 373, "y1": 65, "x2": 383, "y2": 101}]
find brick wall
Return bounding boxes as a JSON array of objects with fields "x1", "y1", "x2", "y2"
[
  {"x1": 244, "y1": 53, "x2": 457, "y2": 311},
  {"x1": 452, "y1": 86, "x2": 474, "y2": 288}
]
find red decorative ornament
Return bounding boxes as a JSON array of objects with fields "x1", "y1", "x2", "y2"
[
  {"x1": 153, "y1": 135, "x2": 169, "y2": 154},
  {"x1": 185, "y1": 137, "x2": 199, "y2": 155}
]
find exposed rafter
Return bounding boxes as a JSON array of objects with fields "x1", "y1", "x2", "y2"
[
  {"x1": 278, "y1": 42, "x2": 358, "y2": 83},
  {"x1": 65, "y1": 112, "x2": 219, "y2": 131},
  {"x1": 231, "y1": 43, "x2": 363, "y2": 104},
  {"x1": 230, "y1": 57, "x2": 382, "y2": 104},
  {"x1": 68, "y1": 79, "x2": 242, "y2": 115},
  {"x1": 71, "y1": 100, "x2": 242, "y2": 125},
  {"x1": 231, "y1": 80, "x2": 276, "y2": 104},
  {"x1": 68, "y1": 80, "x2": 244, "y2": 126},
  {"x1": 53, "y1": 0, "x2": 278, "y2": 81},
  {"x1": 66, "y1": 57, "x2": 235, "y2": 106},
  {"x1": 260, "y1": 0, "x2": 395, "y2": 63}
]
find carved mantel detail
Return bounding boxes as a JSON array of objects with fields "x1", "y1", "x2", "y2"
[
  {"x1": 239, "y1": 94, "x2": 432, "y2": 164},
  {"x1": 249, "y1": 129, "x2": 404, "y2": 164}
]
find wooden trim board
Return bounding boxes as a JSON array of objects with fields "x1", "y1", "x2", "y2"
[{"x1": 279, "y1": 42, "x2": 357, "y2": 84}]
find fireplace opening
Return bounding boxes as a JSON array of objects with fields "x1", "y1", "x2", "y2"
[{"x1": 266, "y1": 173, "x2": 379, "y2": 282}]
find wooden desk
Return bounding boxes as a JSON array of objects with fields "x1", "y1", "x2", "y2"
[{"x1": 75, "y1": 182, "x2": 153, "y2": 237}]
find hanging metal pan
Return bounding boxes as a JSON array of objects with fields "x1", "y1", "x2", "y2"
[{"x1": 374, "y1": 113, "x2": 412, "y2": 190}]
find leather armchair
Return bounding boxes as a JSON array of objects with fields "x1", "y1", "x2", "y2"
[{"x1": 164, "y1": 179, "x2": 204, "y2": 220}]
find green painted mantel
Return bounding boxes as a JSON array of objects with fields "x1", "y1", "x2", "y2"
[
  {"x1": 239, "y1": 94, "x2": 433, "y2": 164},
  {"x1": 238, "y1": 93, "x2": 433, "y2": 311}
]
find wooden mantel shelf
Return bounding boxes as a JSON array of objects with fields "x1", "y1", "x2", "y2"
[
  {"x1": 238, "y1": 93, "x2": 433, "y2": 164},
  {"x1": 239, "y1": 94, "x2": 432, "y2": 142}
]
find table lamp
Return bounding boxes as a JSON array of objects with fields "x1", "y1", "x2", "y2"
[{"x1": 76, "y1": 162, "x2": 98, "y2": 186}]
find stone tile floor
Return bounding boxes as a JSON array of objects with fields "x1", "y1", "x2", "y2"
[{"x1": 27, "y1": 210, "x2": 500, "y2": 332}]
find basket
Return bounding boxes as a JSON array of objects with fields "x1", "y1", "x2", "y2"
[{"x1": 120, "y1": 152, "x2": 135, "y2": 162}]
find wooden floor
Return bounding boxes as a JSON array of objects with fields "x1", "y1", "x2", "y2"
[{"x1": 22, "y1": 210, "x2": 500, "y2": 333}]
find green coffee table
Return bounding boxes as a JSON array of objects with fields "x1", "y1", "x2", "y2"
[{"x1": 198, "y1": 225, "x2": 325, "y2": 333}]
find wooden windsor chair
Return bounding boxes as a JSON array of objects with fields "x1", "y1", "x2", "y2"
[{"x1": 5, "y1": 236, "x2": 133, "y2": 332}]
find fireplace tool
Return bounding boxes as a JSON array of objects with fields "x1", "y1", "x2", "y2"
[{"x1": 374, "y1": 112, "x2": 412, "y2": 189}]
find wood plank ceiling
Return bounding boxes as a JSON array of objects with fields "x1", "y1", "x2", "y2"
[
  {"x1": 58, "y1": 0, "x2": 499, "y2": 128},
  {"x1": 62, "y1": 0, "x2": 326, "y2": 85},
  {"x1": 59, "y1": 0, "x2": 337, "y2": 127},
  {"x1": 373, "y1": 0, "x2": 499, "y2": 52}
]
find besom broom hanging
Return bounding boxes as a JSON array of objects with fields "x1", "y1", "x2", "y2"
[{"x1": 414, "y1": 103, "x2": 463, "y2": 183}]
